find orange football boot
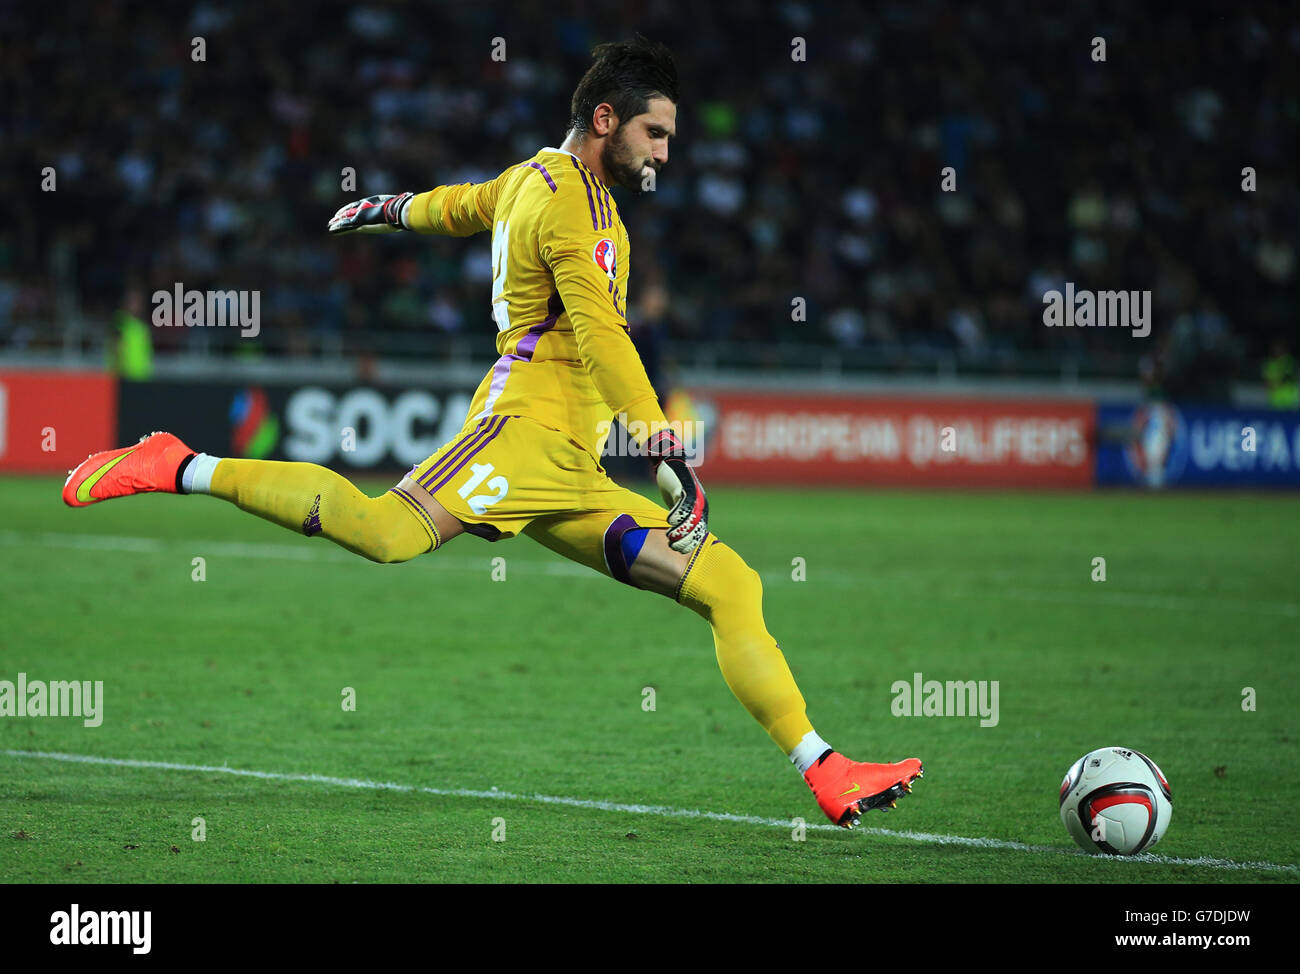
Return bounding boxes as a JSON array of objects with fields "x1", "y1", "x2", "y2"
[
  {"x1": 804, "y1": 751, "x2": 924, "y2": 828},
  {"x1": 63, "y1": 431, "x2": 196, "y2": 507}
]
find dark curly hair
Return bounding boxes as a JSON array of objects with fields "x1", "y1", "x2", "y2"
[{"x1": 568, "y1": 34, "x2": 678, "y2": 137}]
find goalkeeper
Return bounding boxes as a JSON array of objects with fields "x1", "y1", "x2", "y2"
[{"x1": 62, "y1": 36, "x2": 921, "y2": 828}]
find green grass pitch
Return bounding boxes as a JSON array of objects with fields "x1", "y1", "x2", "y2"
[{"x1": 1, "y1": 474, "x2": 1296, "y2": 883}]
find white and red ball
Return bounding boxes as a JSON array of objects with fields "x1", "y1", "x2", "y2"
[{"x1": 1059, "y1": 746, "x2": 1172, "y2": 855}]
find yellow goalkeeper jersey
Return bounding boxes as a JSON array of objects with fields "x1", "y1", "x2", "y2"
[{"x1": 405, "y1": 147, "x2": 668, "y2": 461}]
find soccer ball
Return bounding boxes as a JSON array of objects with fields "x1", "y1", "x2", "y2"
[{"x1": 1059, "y1": 746, "x2": 1172, "y2": 855}]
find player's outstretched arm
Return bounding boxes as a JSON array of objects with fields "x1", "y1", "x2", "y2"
[{"x1": 329, "y1": 167, "x2": 511, "y2": 237}]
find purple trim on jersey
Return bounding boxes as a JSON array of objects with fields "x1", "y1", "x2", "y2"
[
  {"x1": 419, "y1": 415, "x2": 503, "y2": 491},
  {"x1": 600, "y1": 183, "x2": 613, "y2": 229},
  {"x1": 428, "y1": 416, "x2": 510, "y2": 494},
  {"x1": 419, "y1": 416, "x2": 495, "y2": 489},
  {"x1": 478, "y1": 354, "x2": 519, "y2": 418},
  {"x1": 475, "y1": 297, "x2": 563, "y2": 418},
  {"x1": 591, "y1": 170, "x2": 609, "y2": 228},
  {"x1": 588, "y1": 166, "x2": 612, "y2": 228},
  {"x1": 598, "y1": 172, "x2": 610, "y2": 227},
  {"x1": 570, "y1": 157, "x2": 600, "y2": 230},
  {"x1": 418, "y1": 418, "x2": 490, "y2": 489},
  {"x1": 525, "y1": 161, "x2": 557, "y2": 193},
  {"x1": 515, "y1": 314, "x2": 556, "y2": 358},
  {"x1": 602, "y1": 513, "x2": 641, "y2": 586}
]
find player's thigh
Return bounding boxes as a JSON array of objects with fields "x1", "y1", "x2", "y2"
[
  {"x1": 626, "y1": 529, "x2": 696, "y2": 596},
  {"x1": 523, "y1": 499, "x2": 708, "y2": 600},
  {"x1": 388, "y1": 468, "x2": 468, "y2": 546},
  {"x1": 399, "y1": 414, "x2": 608, "y2": 544},
  {"x1": 419, "y1": 493, "x2": 467, "y2": 544}
]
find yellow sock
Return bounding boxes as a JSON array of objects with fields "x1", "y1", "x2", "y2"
[
  {"x1": 207, "y1": 459, "x2": 436, "y2": 563},
  {"x1": 677, "y1": 540, "x2": 814, "y2": 754}
]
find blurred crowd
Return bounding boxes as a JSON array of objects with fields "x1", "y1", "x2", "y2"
[{"x1": 2, "y1": 0, "x2": 1297, "y2": 392}]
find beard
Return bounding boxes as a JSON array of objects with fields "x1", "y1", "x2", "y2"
[{"x1": 600, "y1": 126, "x2": 656, "y2": 191}]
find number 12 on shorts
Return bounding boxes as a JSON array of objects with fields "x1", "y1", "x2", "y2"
[{"x1": 458, "y1": 462, "x2": 509, "y2": 515}]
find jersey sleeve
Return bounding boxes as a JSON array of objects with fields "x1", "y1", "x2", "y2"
[
  {"x1": 538, "y1": 188, "x2": 669, "y2": 447},
  {"x1": 406, "y1": 166, "x2": 511, "y2": 237}
]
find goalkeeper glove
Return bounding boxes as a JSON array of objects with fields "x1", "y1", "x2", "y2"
[
  {"x1": 327, "y1": 192, "x2": 414, "y2": 234},
  {"x1": 648, "y1": 428, "x2": 708, "y2": 554}
]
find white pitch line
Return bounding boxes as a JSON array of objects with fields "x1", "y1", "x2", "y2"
[{"x1": 4, "y1": 749, "x2": 1295, "y2": 875}]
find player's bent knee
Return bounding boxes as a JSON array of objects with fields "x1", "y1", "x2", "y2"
[
  {"x1": 609, "y1": 517, "x2": 698, "y2": 596},
  {"x1": 361, "y1": 536, "x2": 427, "y2": 565},
  {"x1": 603, "y1": 514, "x2": 648, "y2": 585}
]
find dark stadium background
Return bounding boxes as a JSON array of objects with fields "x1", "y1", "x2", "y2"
[{"x1": 4, "y1": 1, "x2": 1297, "y2": 388}]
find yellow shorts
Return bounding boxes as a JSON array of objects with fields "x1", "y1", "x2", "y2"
[{"x1": 388, "y1": 414, "x2": 709, "y2": 588}]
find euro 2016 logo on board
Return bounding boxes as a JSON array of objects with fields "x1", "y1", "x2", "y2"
[
  {"x1": 593, "y1": 238, "x2": 617, "y2": 280},
  {"x1": 1123, "y1": 402, "x2": 1188, "y2": 487}
]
